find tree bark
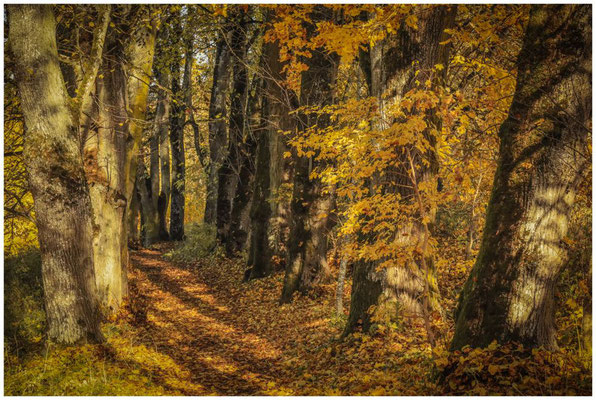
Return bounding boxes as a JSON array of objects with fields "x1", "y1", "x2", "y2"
[
  {"x1": 246, "y1": 31, "x2": 297, "y2": 278},
  {"x1": 451, "y1": 4, "x2": 591, "y2": 351},
  {"x1": 345, "y1": 5, "x2": 457, "y2": 334},
  {"x1": 8, "y1": 4, "x2": 103, "y2": 344},
  {"x1": 217, "y1": 10, "x2": 250, "y2": 245},
  {"x1": 205, "y1": 21, "x2": 234, "y2": 225},
  {"x1": 280, "y1": 6, "x2": 339, "y2": 303},
  {"x1": 84, "y1": 14, "x2": 130, "y2": 314},
  {"x1": 168, "y1": 16, "x2": 186, "y2": 241}
]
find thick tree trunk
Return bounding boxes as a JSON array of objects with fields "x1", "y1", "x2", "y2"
[
  {"x1": 9, "y1": 4, "x2": 103, "y2": 344},
  {"x1": 280, "y1": 6, "x2": 339, "y2": 303},
  {"x1": 247, "y1": 33, "x2": 296, "y2": 278},
  {"x1": 168, "y1": 18, "x2": 186, "y2": 241},
  {"x1": 345, "y1": 5, "x2": 457, "y2": 333},
  {"x1": 205, "y1": 23, "x2": 234, "y2": 225},
  {"x1": 84, "y1": 23, "x2": 130, "y2": 314},
  {"x1": 451, "y1": 5, "x2": 591, "y2": 351}
]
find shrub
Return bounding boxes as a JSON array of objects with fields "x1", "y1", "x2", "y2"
[
  {"x1": 4, "y1": 247, "x2": 45, "y2": 352},
  {"x1": 165, "y1": 223, "x2": 218, "y2": 263}
]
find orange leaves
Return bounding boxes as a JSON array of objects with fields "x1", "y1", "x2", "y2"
[{"x1": 438, "y1": 341, "x2": 591, "y2": 395}]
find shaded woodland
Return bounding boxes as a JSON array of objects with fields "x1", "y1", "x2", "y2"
[{"x1": 4, "y1": 4, "x2": 592, "y2": 395}]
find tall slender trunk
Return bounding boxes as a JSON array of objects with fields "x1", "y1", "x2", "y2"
[
  {"x1": 217, "y1": 11, "x2": 249, "y2": 244},
  {"x1": 8, "y1": 4, "x2": 103, "y2": 344},
  {"x1": 154, "y1": 22, "x2": 172, "y2": 240},
  {"x1": 280, "y1": 6, "x2": 339, "y2": 303},
  {"x1": 452, "y1": 4, "x2": 591, "y2": 351},
  {"x1": 168, "y1": 16, "x2": 186, "y2": 241},
  {"x1": 345, "y1": 5, "x2": 457, "y2": 334},
  {"x1": 205, "y1": 21, "x2": 234, "y2": 225},
  {"x1": 247, "y1": 104, "x2": 272, "y2": 279}
]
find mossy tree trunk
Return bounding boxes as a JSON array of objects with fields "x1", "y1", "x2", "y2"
[
  {"x1": 451, "y1": 5, "x2": 591, "y2": 351},
  {"x1": 124, "y1": 5, "x2": 158, "y2": 247},
  {"x1": 8, "y1": 4, "x2": 103, "y2": 344}
]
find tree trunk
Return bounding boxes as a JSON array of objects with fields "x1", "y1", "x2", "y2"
[
  {"x1": 227, "y1": 122, "x2": 257, "y2": 255},
  {"x1": 227, "y1": 59, "x2": 261, "y2": 256},
  {"x1": 217, "y1": 11, "x2": 249, "y2": 245},
  {"x1": 128, "y1": 184, "x2": 141, "y2": 246},
  {"x1": 247, "y1": 109, "x2": 272, "y2": 279},
  {"x1": 85, "y1": 20, "x2": 130, "y2": 314},
  {"x1": 280, "y1": 6, "x2": 339, "y2": 303},
  {"x1": 8, "y1": 4, "x2": 103, "y2": 344},
  {"x1": 168, "y1": 17, "x2": 186, "y2": 241},
  {"x1": 137, "y1": 156, "x2": 160, "y2": 246},
  {"x1": 345, "y1": 5, "x2": 457, "y2": 333},
  {"x1": 154, "y1": 22, "x2": 172, "y2": 241},
  {"x1": 205, "y1": 22, "x2": 234, "y2": 225},
  {"x1": 247, "y1": 31, "x2": 297, "y2": 278},
  {"x1": 451, "y1": 4, "x2": 591, "y2": 351}
]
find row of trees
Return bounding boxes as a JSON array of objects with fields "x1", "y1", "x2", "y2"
[{"x1": 7, "y1": 4, "x2": 591, "y2": 351}]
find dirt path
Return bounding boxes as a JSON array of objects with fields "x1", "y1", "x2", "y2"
[{"x1": 127, "y1": 247, "x2": 290, "y2": 395}]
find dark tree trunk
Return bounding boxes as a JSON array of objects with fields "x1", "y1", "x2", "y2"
[
  {"x1": 247, "y1": 109, "x2": 272, "y2": 280},
  {"x1": 205, "y1": 20, "x2": 234, "y2": 225},
  {"x1": 227, "y1": 123, "x2": 257, "y2": 255},
  {"x1": 246, "y1": 29, "x2": 297, "y2": 278},
  {"x1": 8, "y1": 4, "x2": 103, "y2": 344},
  {"x1": 217, "y1": 11, "x2": 249, "y2": 244},
  {"x1": 452, "y1": 5, "x2": 591, "y2": 351},
  {"x1": 128, "y1": 183, "x2": 141, "y2": 246},
  {"x1": 137, "y1": 156, "x2": 159, "y2": 246},
  {"x1": 154, "y1": 23, "x2": 172, "y2": 241},
  {"x1": 345, "y1": 5, "x2": 457, "y2": 334},
  {"x1": 280, "y1": 6, "x2": 339, "y2": 303},
  {"x1": 168, "y1": 17, "x2": 186, "y2": 241}
]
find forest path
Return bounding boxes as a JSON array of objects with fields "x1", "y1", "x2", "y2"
[
  {"x1": 128, "y1": 247, "x2": 284, "y2": 395},
  {"x1": 126, "y1": 246, "x2": 339, "y2": 395}
]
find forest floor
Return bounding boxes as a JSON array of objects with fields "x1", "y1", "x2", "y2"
[{"x1": 5, "y1": 240, "x2": 591, "y2": 395}]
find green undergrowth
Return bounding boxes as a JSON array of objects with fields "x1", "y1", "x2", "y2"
[{"x1": 164, "y1": 223, "x2": 219, "y2": 263}]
